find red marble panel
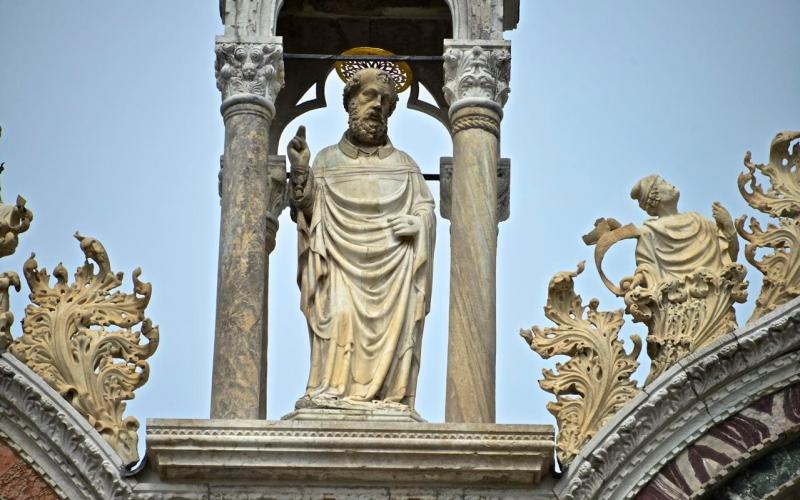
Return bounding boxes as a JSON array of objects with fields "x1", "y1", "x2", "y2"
[{"x1": 0, "y1": 441, "x2": 59, "y2": 500}]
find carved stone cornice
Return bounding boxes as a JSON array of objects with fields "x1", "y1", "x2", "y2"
[
  {"x1": 0, "y1": 353, "x2": 132, "y2": 499},
  {"x1": 443, "y1": 39, "x2": 511, "y2": 119},
  {"x1": 146, "y1": 419, "x2": 554, "y2": 488},
  {"x1": 214, "y1": 37, "x2": 284, "y2": 115},
  {"x1": 555, "y1": 298, "x2": 800, "y2": 500}
]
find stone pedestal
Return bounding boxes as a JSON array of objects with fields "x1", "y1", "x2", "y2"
[
  {"x1": 283, "y1": 408, "x2": 425, "y2": 423},
  {"x1": 142, "y1": 419, "x2": 554, "y2": 499}
]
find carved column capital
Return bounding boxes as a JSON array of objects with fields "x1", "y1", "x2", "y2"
[
  {"x1": 443, "y1": 39, "x2": 511, "y2": 119},
  {"x1": 214, "y1": 38, "x2": 284, "y2": 115}
]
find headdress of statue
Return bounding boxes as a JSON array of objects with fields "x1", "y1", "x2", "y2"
[{"x1": 630, "y1": 174, "x2": 663, "y2": 216}]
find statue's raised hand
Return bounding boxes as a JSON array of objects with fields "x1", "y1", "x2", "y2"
[
  {"x1": 712, "y1": 201, "x2": 735, "y2": 236},
  {"x1": 288, "y1": 126, "x2": 311, "y2": 173}
]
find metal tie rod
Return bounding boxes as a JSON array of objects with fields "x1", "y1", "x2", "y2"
[{"x1": 283, "y1": 53, "x2": 444, "y2": 62}]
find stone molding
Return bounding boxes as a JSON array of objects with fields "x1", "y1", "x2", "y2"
[
  {"x1": 638, "y1": 383, "x2": 800, "y2": 499},
  {"x1": 555, "y1": 298, "x2": 800, "y2": 500},
  {"x1": 214, "y1": 37, "x2": 284, "y2": 114},
  {"x1": 443, "y1": 39, "x2": 511, "y2": 118},
  {"x1": 0, "y1": 353, "x2": 133, "y2": 499},
  {"x1": 134, "y1": 485, "x2": 557, "y2": 500},
  {"x1": 146, "y1": 419, "x2": 553, "y2": 489}
]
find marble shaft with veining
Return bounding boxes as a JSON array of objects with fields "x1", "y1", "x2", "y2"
[
  {"x1": 446, "y1": 106, "x2": 500, "y2": 423},
  {"x1": 211, "y1": 101, "x2": 272, "y2": 419}
]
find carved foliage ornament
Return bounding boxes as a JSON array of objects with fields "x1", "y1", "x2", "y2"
[
  {"x1": 443, "y1": 44, "x2": 510, "y2": 109},
  {"x1": 215, "y1": 42, "x2": 284, "y2": 104},
  {"x1": 521, "y1": 262, "x2": 641, "y2": 465},
  {"x1": 0, "y1": 195, "x2": 31, "y2": 350},
  {"x1": 10, "y1": 233, "x2": 159, "y2": 465},
  {"x1": 736, "y1": 131, "x2": 800, "y2": 322},
  {"x1": 632, "y1": 263, "x2": 748, "y2": 384}
]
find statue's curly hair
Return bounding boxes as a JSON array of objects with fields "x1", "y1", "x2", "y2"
[{"x1": 342, "y1": 68, "x2": 399, "y2": 116}]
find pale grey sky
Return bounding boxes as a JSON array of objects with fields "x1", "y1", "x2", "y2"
[{"x1": 1, "y1": 1, "x2": 798, "y2": 459}]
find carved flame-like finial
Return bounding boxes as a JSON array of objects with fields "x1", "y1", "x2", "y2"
[
  {"x1": 521, "y1": 262, "x2": 641, "y2": 466},
  {"x1": 737, "y1": 130, "x2": 800, "y2": 321},
  {"x1": 10, "y1": 235, "x2": 159, "y2": 465}
]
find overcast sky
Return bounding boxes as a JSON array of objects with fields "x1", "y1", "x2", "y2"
[{"x1": 1, "y1": 1, "x2": 799, "y2": 459}]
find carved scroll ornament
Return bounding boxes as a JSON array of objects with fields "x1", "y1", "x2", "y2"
[
  {"x1": 215, "y1": 41, "x2": 284, "y2": 105},
  {"x1": 736, "y1": 131, "x2": 800, "y2": 321},
  {"x1": 9, "y1": 233, "x2": 159, "y2": 465},
  {"x1": 521, "y1": 262, "x2": 641, "y2": 465}
]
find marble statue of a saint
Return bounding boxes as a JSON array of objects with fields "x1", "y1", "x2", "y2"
[{"x1": 287, "y1": 68, "x2": 435, "y2": 413}]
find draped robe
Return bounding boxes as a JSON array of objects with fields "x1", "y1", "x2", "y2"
[
  {"x1": 293, "y1": 136, "x2": 435, "y2": 409},
  {"x1": 634, "y1": 212, "x2": 732, "y2": 289}
]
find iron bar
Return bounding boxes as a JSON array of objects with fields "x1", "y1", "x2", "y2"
[{"x1": 284, "y1": 53, "x2": 444, "y2": 62}]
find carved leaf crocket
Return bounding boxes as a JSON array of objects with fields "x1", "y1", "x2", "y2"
[
  {"x1": 736, "y1": 131, "x2": 800, "y2": 321},
  {"x1": 522, "y1": 262, "x2": 641, "y2": 465},
  {"x1": 10, "y1": 232, "x2": 159, "y2": 465}
]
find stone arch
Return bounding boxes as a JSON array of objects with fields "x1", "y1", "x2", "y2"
[
  {"x1": 268, "y1": 0, "x2": 455, "y2": 153},
  {"x1": 554, "y1": 299, "x2": 800, "y2": 500},
  {"x1": 705, "y1": 437, "x2": 800, "y2": 499},
  {"x1": 638, "y1": 384, "x2": 800, "y2": 499},
  {"x1": 0, "y1": 354, "x2": 133, "y2": 500},
  {"x1": 268, "y1": 0, "x2": 467, "y2": 39},
  {"x1": 268, "y1": 68, "x2": 450, "y2": 155}
]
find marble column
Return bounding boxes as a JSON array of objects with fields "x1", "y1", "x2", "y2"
[
  {"x1": 442, "y1": 40, "x2": 511, "y2": 423},
  {"x1": 210, "y1": 38, "x2": 284, "y2": 419}
]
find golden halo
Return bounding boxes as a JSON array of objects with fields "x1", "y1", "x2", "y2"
[{"x1": 334, "y1": 47, "x2": 413, "y2": 93}]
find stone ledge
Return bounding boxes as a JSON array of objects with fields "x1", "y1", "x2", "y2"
[{"x1": 146, "y1": 419, "x2": 554, "y2": 488}]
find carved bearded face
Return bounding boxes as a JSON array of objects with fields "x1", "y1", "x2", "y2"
[{"x1": 345, "y1": 69, "x2": 397, "y2": 146}]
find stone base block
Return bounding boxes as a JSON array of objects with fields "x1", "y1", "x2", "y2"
[
  {"x1": 145, "y1": 418, "x2": 554, "y2": 494},
  {"x1": 282, "y1": 407, "x2": 426, "y2": 422}
]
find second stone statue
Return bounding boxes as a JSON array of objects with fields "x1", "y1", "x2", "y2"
[{"x1": 285, "y1": 68, "x2": 436, "y2": 420}]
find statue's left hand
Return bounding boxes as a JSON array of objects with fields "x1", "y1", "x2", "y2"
[{"x1": 388, "y1": 215, "x2": 421, "y2": 238}]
